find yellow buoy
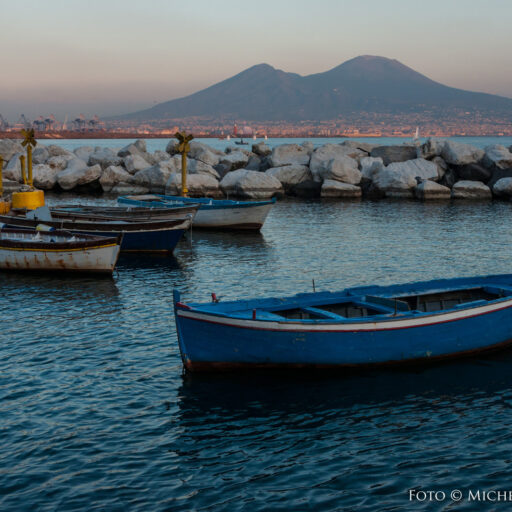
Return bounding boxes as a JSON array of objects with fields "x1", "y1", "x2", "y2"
[
  {"x1": 10, "y1": 128, "x2": 45, "y2": 210},
  {"x1": 11, "y1": 189, "x2": 45, "y2": 210}
]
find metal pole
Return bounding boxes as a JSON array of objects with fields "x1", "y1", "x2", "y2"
[
  {"x1": 27, "y1": 144, "x2": 33, "y2": 187},
  {"x1": 181, "y1": 151, "x2": 188, "y2": 197},
  {"x1": 20, "y1": 155, "x2": 27, "y2": 185},
  {"x1": 0, "y1": 157, "x2": 3, "y2": 196}
]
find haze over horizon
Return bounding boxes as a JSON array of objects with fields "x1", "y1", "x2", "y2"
[{"x1": 1, "y1": 0, "x2": 511, "y2": 120}]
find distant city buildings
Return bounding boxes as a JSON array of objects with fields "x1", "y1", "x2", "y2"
[{"x1": 0, "y1": 108, "x2": 511, "y2": 138}]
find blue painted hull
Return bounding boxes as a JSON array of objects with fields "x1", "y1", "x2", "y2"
[
  {"x1": 173, "y1": 275, "x2": 512, "y2": 371},
  {"x1": 78, "y1": 228, "x2": 186, "y2": 252}
]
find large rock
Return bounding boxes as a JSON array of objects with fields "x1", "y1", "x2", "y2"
[
  {"x1": 220, "y1": 169, "x2": 283, "y2": 199},
  {"x1": 455, "y1": 163, "x2": 491, "y2": 182},
  {"x1": 73, "y1": 146, "x2": 94, "y2": 162},
  {"x1": 360, "y1": 156, "x2": 384, "y2": 180},
  {"x1": 46, "y1": 144, "x2": 74, "y2": 158},
  {"x1": 414, "y1": 181, "x2": 451, "y2": 200},
  {"x1": 290, "y1": 180, "x2": 322, "y2": 198},
  {"x1": 118, "y1": 142, "x2": 143, "y2": 158},
  {"x1": 252, "y1": 142, "x2": 272, "y2": 157},
  {"x1": 133, "y1": 165, "x2": 174, "y2": 193},
  {"x1": 165, "y1": 140, "x2": 179, "y2": 155},
  {"x1": 88, "y1": 147, "x2": 122, "y2": 169},
  {"x1": 0, "y1": 139, "x2": 24, "y2": 161},
  {"x1": 265, "y1": 165, "x2": 312, "y2": 191},
  {"x1": 420, "y1": 138, "x2": 445, "y2": 159},
  {"x1": 493, "y1": 178, "x2": 512, "y2": 198},
  {"x1": 188, "y1": 142, "x2": 222, "y2": 166},
  {"x1": 314, "y1": 157, "x2": 361, "y2": 184},
  {"x1": 245, "y1": 155, "x2": 261, "y2": 170},
  {"x1": 57, "y1": 160, "x2": 102, "y2": 190},
  {"x1": 370, "y1": 145, "x2": 418, "y2": 165},
  {"x1": 441, "y1": 141, "x2": 484, "y2": 165},
  {"x1": 482, "y1": 145, "x2": 512, "y2": 170},
  {"x1": 133, "y1": 139, "x2": 146, "y2": 153},
  {"x1": 371, "y1": 159, "x2": 438, "y2": 198},
  {"x1": 32, "y1": 147, "x2": 49, "y2": 165},
  {"x1": 452, "y1": 180, "x2": 491, "y2": 199},
  {"x1": 220, "y1": 151, "x2": 249, "y2": 171},
  {"x1": 270, "y1": 144, "x2": 310, "y2": 167},
  {"x1": 310, "y1": 144, "x2": 363, "y2": 177},
  {"x1": 32, "y1": 164, "x2": 59, "y2": 190},
  {"x1": 152, "y1": 150, "x2": 170, "y2": 163},
  {"x1": 123, "y1": 153, "x2": 151, "y2": 174},
  {"x1": 321, "y1": 180, "x2": 362, "y2": 199},
  {"x1": 432, "y1": 156, "x2": 447, "y2": 181},
  {"x1": 47, "y1": 154, "x2": 74, "y2": 171},
  {"x1": 99, "y1": 165, "x2": 133, "y2": 193},
  {"x1": 3, "y1": 152, "x2": 24, "y2": 181},
  {"x1": 170, "y1": 155, "x2": 220, "y2": 179},
  {"x1": 340, "y1": 140, "x2": 376, "y2": 153},
  {"x1": 488, "y1": 168, "x2": 512, "y2": 190},
  {"x1": 166, "y1": 173, "x2": 222, "y2": 198}
]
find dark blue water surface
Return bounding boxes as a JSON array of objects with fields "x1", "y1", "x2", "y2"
[{"x1": 3, "y1": 199, "x2": 512, "y2": 511}]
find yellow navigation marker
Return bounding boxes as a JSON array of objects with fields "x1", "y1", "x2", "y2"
[
  {"x1": 175, "y1": 131, "x2": 194, "y2": 197},
  {"x1": 11, "y1": 128, "x2": 45, "y2": 210},
  {"x1": 0, "y1": 156, "x2": 10, "y2": 214}
]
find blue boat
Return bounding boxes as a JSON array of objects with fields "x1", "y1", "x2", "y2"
[
  {"x1": 118, "y1": 194, "x2": 276, "y2": 230},
  {"x1": 173, "y1": 274, "x2": 512, "y2": 372},
  {"x1": 0, "y1": 211, "x2": 192, "y2": 253}
]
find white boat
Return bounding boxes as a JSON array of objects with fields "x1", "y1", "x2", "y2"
[
  {"x1": 118, "y1": 195, "x2": 276, "y2": 230},
  {"x1": 0, "y1": 227, "x2": 121, "y2": 273}
]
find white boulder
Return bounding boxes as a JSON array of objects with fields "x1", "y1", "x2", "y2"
[
  {"x1": 73, "y1": 146, "x2": 95, "y2": 162},
  {"x1": 47, "y1": 154, "x2": 74, "y2": 171},
  {"x1": 452, "y1": 180, "x2": 492, "y2": 199},
  {"x1": 270, "y1": 144, "x2": 310, "y2": 167},
  {"x1": 152, "y1": 150, "x2": 171, "y2": 163},
  {"x1": 166, "y1": 173, "x2": 222, "y2": 197},
  {"x1": 46, "y1": 144, "x2": 74, "y2": 158},
  {"x1": 310, "y1": 144, "x2": 363, "y2": 176},
  {"x1": 220, "y1": 169, "x2": 283, "y2": 199},
  {"x1": 32, "y1": 147, "x2": 50, "y2": 165},
  {"x1": 321, "y1": 180, "x2": 362, "y2": 198},
  {"x1": 57, "y1": 160, "x2": 102, "y2": 190},
  {"x1": 88, "y1": 147, "x2": 122, "y2": 169},
  {"x1": 414, "y1": 181, "x2": 451, "y2": 200},
  {"x1": 220, "y1": 150, "x2": 249, "y2": 171},
  {"x1": 265, "y1": 165, "x2": 312, "y2": 189},
  {"x1": 360, "y1": 157, "x2": 384, "y2": 180},
  {"x1": 32, "y1": 164, "x2": 59, "y2": 190},
  {"x1": 3, "y1": 152, "x2": 24, "y2": 182},
  {"x1": 482, "y1": 145, "x2": 512, "y2": 169},
  {"x1": 123, "y1": 154, "x2": 151, "y2": 174},
  {"x1": 252, "y1": 142, "x2": 272, "y2": 156},
  {"x1": 99, "y1": 165, "x2": 133, "y2": 193},
  {"x1": 441, "y1": 141, "x2": 484, "y2": 165},
  {"x1": 492, "y1": 177, "x2": 512, "y2": 198},
  {"x1": 0, "y1": 139, "x2": 24, "y2": 161},
  {"x1": 133, "y1": 165, "x2": 174, "y2": 193},
  {"x1": 110, "y1": 184, "x2": 150, "y2": 195}
]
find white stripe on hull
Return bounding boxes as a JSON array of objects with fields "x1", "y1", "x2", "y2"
[
  {"x1": 0, "y1": 245, "x2": 120, "y2": 272},
  {"x1": 178, "y1": 297, "x2": 512, "y2": 332},
  {"x1": 193, "y1": 203, "x2": 273, "y2": 228}
]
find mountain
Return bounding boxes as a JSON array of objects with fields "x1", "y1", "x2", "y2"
[{"x1": 115, "y1": 56, "x2": 512, "y2": 122}]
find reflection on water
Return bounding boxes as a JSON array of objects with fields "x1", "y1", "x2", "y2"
[{"x1": 3, "y1": 199, "x2": 512, "y2": 511}]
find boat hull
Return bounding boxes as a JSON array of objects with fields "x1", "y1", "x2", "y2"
[
  {"x1": 118, "y1": 195, "x2": 275, "y2": 230},
  {"x1": 0, "y1": 242, "x2": 120, "y2": 273},
  {"x1": 173, "y1": 276, "x2": 512, "y2": 372}
]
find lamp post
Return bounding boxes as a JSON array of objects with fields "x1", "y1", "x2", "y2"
[{"x1": 175, "y1": 131, "x2": 194, "y2": 197}]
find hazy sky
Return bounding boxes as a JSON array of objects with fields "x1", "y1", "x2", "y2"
[{"x1": 1, "y1": 0, "x2": 511, "y2": 120}]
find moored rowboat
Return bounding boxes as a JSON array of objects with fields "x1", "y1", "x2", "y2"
[
  {"x1": 173, "y1": 274, "x2": 512, "y2": 372},
  {"x1": 118, "y1": 194, "x2": 275, "y2": 230},
  {"x1": 0, "y1": 227, "x2": 120, "y2": 273},
  {"x1": 0, "y1": 208, "x2": 192, "y2": 252}
]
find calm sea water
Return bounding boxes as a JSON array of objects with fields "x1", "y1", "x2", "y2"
[
  {"x1": 38, "y1": 135, "x2": 512, "y2": 153},
  {"x1": 3, "y1": 198, "x2": 512, "y2": 511}
]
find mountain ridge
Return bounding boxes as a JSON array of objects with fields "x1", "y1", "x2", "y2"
[{"x1": 114, "y1": 55, "x2": 512, "y2": 122}]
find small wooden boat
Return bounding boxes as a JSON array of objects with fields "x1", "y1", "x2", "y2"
[
  {"x1": 0, "y1": 209, "x2": 191, "y2": 252},
  {"x1": 46, "y1": 204, "x2": 199, "y2": 222},
  {"x1": 0, "y1": 227, "x2": 120, "y2": 273},
  {"x1": 118, "y1": 194, "x2": 276, "y2": 230},
  {"x1": 173, "y1": 274, "x2": 512, "y2": 372}
]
